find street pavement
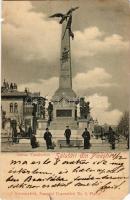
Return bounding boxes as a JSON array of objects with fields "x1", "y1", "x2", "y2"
[{"x1": 1, "y1": 136, "x2": 128, "y2": 152}]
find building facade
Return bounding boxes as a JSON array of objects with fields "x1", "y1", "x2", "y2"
[{"x1": 1, "y1": 80, "x2": 46, "y2": 132}]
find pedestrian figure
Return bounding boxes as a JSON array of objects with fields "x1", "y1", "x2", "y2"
[
  {"x1": 126, "y1": 133, "x2": 129, "y2": 149},
  {"x1": 28, "y1": 126, "x2": 33, "y2": 138},
  {"x1": 31, "y1": 134, "x2": 38, "y2": 148},
  {"x1": 12, "y1": 127, "x2": 18, "y2": 143},
  {"x1": 44, "y1": 128, "x2": 52, "y2": 149},
  {"x1": 19, "y1": 125, "x2": 26, "y2": 137},
  {"x1": 108, "y1": 126, "x2": 116, "y2": 150},
  {"x1": 127, "y1": 136, "x2": 129, "y2": 149},
  {"x1": 64, "y1": 126, "x2": 71, "y2": 145},
  {"x1": 82, "y1": 128, "x2": 91, "y2": 149}
]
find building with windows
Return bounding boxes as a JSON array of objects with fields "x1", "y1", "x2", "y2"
[{"x1": 1, "y1": 80, "x2": 46, "y2": 131}]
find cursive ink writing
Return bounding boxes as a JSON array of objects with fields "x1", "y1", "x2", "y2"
[{"x1": 5, "y1": 153, "x2": 128, "y2": 194}]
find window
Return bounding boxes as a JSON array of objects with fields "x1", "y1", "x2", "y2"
[
  {"x1": 10, "y1": 103, "x2": 13, "y2": 113},
  {"x1": 14, "y1": 103, "x2": 18, "y2": 113}
]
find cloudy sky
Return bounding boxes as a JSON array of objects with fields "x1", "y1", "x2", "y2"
[{"x1": 2, "y1": 0, "x2": 130, "y2": 125}]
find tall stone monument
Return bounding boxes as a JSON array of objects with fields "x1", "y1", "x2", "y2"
[{"x1": 50, "y1": 8, "x2": 79, "y2": 129}]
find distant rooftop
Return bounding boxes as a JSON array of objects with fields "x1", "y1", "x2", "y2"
[
  {"x1": 1, "y1": 90, "x2": 27, "y2": 98},
  {"x1": 1, "y1": 80, "x2": 18, "y2": 93},
  {"x1": 1, "y1": 80, "x2": 45, "y2": 99}
]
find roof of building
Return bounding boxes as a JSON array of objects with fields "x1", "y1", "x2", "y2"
[
  {"x1": 1, "y1": 90, "x2": 28, "y2": 98},
  {"x1": 1, "y1": 80, "x2": 45, "y2": 100},
  {"x1": 1, "y1": 90, "x2": 46, "y2": 101}
]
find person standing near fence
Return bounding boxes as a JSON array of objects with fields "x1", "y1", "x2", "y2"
[
  {"x1": 126, "y1": 132, "x2": 129, "y2": 149},
  {"x1": 12, "y1": 127, "x2": 18, "y2": 144},
  {"x1": 82, "y1": 128, "x2": 91, "y2": 149},
  {"x1": 31, "y1": 134, "x2": 38, "y2": 148},
  {"x1": 64, "y1": 126, "x2": 71, "y2": 145},
  {"x1": 44, "y1": 128, "x2": 52, "y2": 149},
  {"x1": 28, "y1": 126, "x2": 33, "y2": 138},
  {"x1": 108, "y1": 126, "x2": 116, "y2": 150}
]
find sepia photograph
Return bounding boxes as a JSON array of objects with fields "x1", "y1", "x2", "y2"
[
  {"x1": 1, "y1": 0, "x2": 130, "y2": 152},
  {"x1": 0, "y1": 1, "x2": 129, "y2": 200}
]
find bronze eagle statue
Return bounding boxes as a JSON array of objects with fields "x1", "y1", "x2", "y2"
[
  {"x1": 49, "y1": 7, "x2": 79, "y2": 40},
  {"x1": 49, "y1": 7, "x2": 79, "y2": 24}
]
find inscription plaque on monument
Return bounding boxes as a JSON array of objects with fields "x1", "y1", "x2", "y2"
[{"x1": 56, "y1": 109, "x2": 72, "y2": 117}]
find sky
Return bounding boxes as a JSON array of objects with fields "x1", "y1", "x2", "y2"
[{"x1": 2, "y1": 0, "x2": 130, "y2": 125}]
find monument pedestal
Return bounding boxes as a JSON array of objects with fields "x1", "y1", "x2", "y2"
[
  {"x1": 37, "y1": 119, "x2": 48, "y2": 130},
  {"x1": 51, "y1": 97, "x2": 78, "y2": 130},
  {"x1": 50, "y1": 119, "x2": 78, "y2": 130},
  {"x1": 78, "y1": 119, "x2": 89, "y2": 129}
]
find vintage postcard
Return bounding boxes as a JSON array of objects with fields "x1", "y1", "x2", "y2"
[{"x1": 0, "y1": 0, "x2": 130, "y2": 200}]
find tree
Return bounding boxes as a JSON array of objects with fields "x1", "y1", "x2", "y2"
[{"x1": 117, "y1": 111, "x2": 129, "y2": 136}]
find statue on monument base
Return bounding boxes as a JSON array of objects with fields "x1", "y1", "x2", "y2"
[
  {"x1": 80, "y1": 97, "x2": 90, "y2": 119},
  {"x1": 47, "y1": 102, "x2": 53, "y2": 124}
]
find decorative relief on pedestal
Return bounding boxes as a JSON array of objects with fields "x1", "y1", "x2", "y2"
[{"x1": 61, "y1": 47, "x2": 70, "y2": 63}]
